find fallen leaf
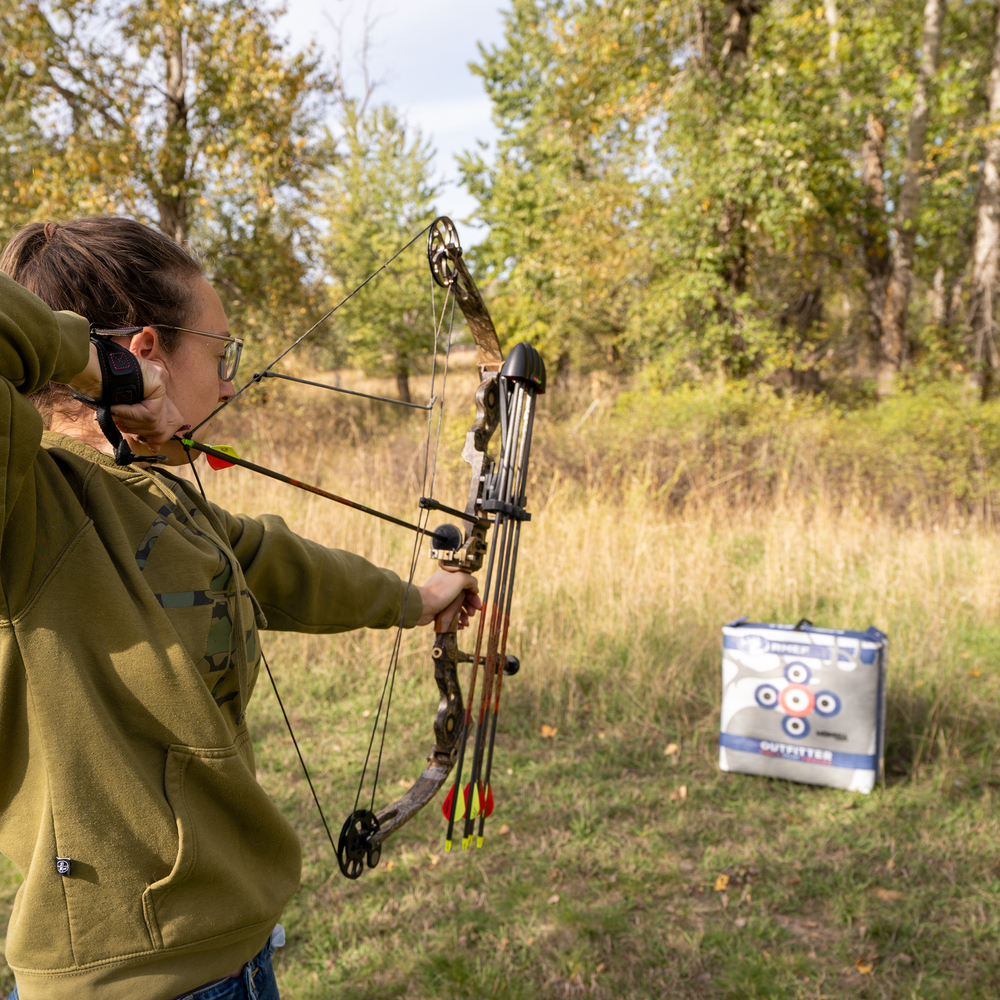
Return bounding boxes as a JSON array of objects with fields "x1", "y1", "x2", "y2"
[
  {"x1": 385, "y1": 860, "x2": 394, "y2": 872},
  {"x1": 855, "y1": 959, "x2": 874, "y2": 974},
  {"x1": 669, "y1": 784, "x2": 688, "y2": 801},
  {"x1": 499, "y1": 824, "x2": 511, "y2": 835},
  {"x1": 841, "y1": 800, "x2": 856, "y2": 810},
  {"x1": 332, "y1": 744, "x2": 342, "y2": 752},
  {"x1": 541, "y1": 725, "x2": 558, "y2": 739},
  {"x1": 547, "y1": 893, "x2": 560, "y2": 904},
  {"x1": 397, "y1": 778, "x2": 415, "y2": 789},
  {"x1": 789, "y1": 876, "x2": 802, "y2": 885},
  {"x1": 362, "y1": 710, "x2": 371, "y2": 718},
  {"x1": 429, "y1": 853, "x2": 441, "y2": 867},
  {"x1": 664, "y1": 743, "x2": 679, "y2": 756},
  {"x1": 874, "y1": 888, "x2": 904, "y2": 902},
  {"x1": 971, "y1": 669, "x2": 982, "y2": 678},
  {"x1": 597, "y1": 731, "x2": 606, "y2": 739},
  {"x1": 805, "y1": 920, "x2": 818, "y2": 928},
  {"x1": 507, "y1": 767, "x2": 513, "y2": 775},
  {"x1": 886, "y1": 858, "x2": 895, "y2": 871},
  {"x1": 734, "y1": 917, "x2": 747, "y2": 928},
  {"x1": 714, "y1": 874, "x2": 730, "y2": 892},
  {"x1": 761, "y1": 949, "x2": 770, "y2": 959},
  {"x1": 961, "y1": 651, "x2": 972, "y2": 659},
  {"x1": 595, "y1": 963, "x2": 607, "y2": 974},
  {"x1": 896, "y1": 953, "x2": 913, "y2": 965}
]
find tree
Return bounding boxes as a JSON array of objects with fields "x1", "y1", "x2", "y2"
[
  {"x1": 0, "y1": 0, "x2": 327, "y2": 345},
  {"x1": 463, "y1": 0, "x2": 999, "y2": 394},
  {"x1": 317, "y1": 100, "x2": 440, "y2": 401},
  {"x1": 876, "y1": 0, "x2": 945, "y2": 396},
  {"x1": 968, "y1": 2, "x2": 1000, "y2": 397}
]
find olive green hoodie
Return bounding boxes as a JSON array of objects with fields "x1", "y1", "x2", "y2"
[{"x1": 0, "y1": 273, "x2": 421, "y2": 999}]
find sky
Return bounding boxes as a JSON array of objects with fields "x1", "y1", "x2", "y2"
[{"x1": 279, "y1": 0, "x2": 508, "y2": 239}]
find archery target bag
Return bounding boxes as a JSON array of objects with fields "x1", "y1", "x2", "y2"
[{"x1": 718, "y1": 618, "x2": 887, "y2": 794}]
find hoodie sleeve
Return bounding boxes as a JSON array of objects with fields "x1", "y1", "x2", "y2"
[
  {"x1": 0, "y1": 274, "x2": 90, "y2": 613},
  {"x1": 210, "y1": 504, "x2": 423, "y2": 633}
]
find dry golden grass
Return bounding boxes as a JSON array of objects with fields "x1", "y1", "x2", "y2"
[{"x1": 197, "y1": 370, "x2": 1000, "y2": 771}]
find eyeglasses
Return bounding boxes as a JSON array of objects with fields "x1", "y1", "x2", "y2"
[{"x1": 156, "y1": 326, "x2": 244, "y2": 383}]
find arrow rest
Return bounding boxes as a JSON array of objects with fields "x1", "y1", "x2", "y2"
[{"x1": 429, "y1": 522, "x2": 463, "y2": 559}]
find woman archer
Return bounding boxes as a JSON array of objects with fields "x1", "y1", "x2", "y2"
[{"x1": 0, "y1": 217, "x2": 479, "y2": 1000}]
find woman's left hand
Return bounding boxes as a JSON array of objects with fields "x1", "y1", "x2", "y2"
[{"x1": 415, "y1": 568, "x2": 481, "y2": 629}]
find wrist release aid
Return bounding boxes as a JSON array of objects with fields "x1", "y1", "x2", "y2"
[{"x1": 72, "y1": 326, "x2": 166, "y2": 465}]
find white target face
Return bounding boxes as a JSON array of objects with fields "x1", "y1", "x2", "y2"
[
  {"x1": 779, "y1": 684, "x2": 816, "y2": 717},
  {"x1": 755, "y1": 684, "x2": 780, "y2": 709},
  {"x1": 784, "y1": 662, "x2": 811, "y2": 684},
  {"x1": 782, "y1": 715, "x2": 809, "y2": 739},
  {"x1": 815, "y1": 691, "x2": 841, "y2": 717}
]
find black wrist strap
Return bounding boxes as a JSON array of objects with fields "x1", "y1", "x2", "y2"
[{"x1": 72, "y1": 327, "x2": 166, "y2": 466}]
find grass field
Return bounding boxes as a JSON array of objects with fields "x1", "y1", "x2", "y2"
[{"x1": 2, "y1": 372, "x2": 1000, "y2": 998}]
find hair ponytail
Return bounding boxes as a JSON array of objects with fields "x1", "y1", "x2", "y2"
[{"x1": 0, "y1": 217, "x2": 205, "y2": 422}]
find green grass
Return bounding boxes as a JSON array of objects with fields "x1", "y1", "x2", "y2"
[{"x1": 247, "y1": 659, "x2": 1000, "y2": 1000}]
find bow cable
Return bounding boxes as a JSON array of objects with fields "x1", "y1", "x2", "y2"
[
  {"x1": 188, "y1": 224, "x2": 435, "y2": 438},
  {"x1": 349, "y1": 283, "x2": 459, "y2": 820}
]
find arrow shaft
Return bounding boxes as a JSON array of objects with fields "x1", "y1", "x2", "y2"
[{"x1": 181, "y1": 439, "x2": 434, "y2": 538}]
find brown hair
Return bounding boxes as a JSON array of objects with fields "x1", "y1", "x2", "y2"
[{"x1": 0, "y1": 217, "x2": 205, "y2": 421}]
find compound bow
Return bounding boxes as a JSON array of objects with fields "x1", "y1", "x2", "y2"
[{"x1": 181, "y1": 217, "x2": 545, "y2": 878}]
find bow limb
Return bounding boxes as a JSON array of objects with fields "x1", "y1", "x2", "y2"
[{"x1": 370, "y1": 611, "x2": 465, "y2": 846}]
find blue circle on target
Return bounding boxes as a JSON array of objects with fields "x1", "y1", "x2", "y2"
[
  {"x1": 755, "y1": 684, "x2": 780, "y2": 709},
  {"x1": 782, "y1": 715, "x2": 810, "y2": 739},
  {"x1": 784, "y1": 661, "x2": 811, "y2": 684},
  {"x1": 814, "y1": 691, "x2": 841, "y2": 717}
]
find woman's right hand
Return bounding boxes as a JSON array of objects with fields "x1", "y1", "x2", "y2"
[{"x1": 68, "y1": 343, "x2": 187, "y2": 449}]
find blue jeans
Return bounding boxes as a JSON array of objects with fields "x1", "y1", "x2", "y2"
[{"x1": 7, "y1": 936, "x2": 280, "y2": 1000}]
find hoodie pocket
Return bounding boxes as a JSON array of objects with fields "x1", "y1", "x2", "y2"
[{"x1": 142, "y1": 738, "x2": 301, "y2": 950}]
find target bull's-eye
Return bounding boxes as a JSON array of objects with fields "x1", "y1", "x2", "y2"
[{"x1": 719, "y1": 619, "x2": 887, "y2": 793}]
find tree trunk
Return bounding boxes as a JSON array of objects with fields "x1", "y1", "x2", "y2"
[
  {"x1": 823, "y1": 0, "x2": 840, "y2": 66},
  {"x1": 396, "y1": 370, "x2": 411, "y2": 404},
  {"x1": 720, "y1": 0, "x2": 761, "y2": 63},
  {"x1": 878, "y1": 0, "x2": 945, "y2": 397},
  {"x1": 696, "y1": 0, "x2": 760, "y2": 69},
  {"x1": 157, "y1": 21, "x2": 190, "y2": 243},
  {"x1": 860, "y1": 115, "x2": 891, "y2": 355},
  {"x1": 930, "y1": 265, "x2": 946, "y2": 325},
  {"x1": 969, "y1": 1, "x2": 1000, "y2": 399}
]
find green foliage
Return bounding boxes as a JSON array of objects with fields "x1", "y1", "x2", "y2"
[
  {"x1": 0, "y1": 0, "x2": 327, "y2": 347},
  {"x1": 464, "y1": 0, "x2": 1000, "y2": 386},
  {"x1": 541, "y1": 379, "x2": 1000, "y2": 518},
  {"x1": 315, "y1": 101, "x2": 441, "y2": 394}
]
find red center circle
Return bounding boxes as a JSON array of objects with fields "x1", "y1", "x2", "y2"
[{"x1": 779, "y1": 684, "x2": 815, "y2": 717}]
